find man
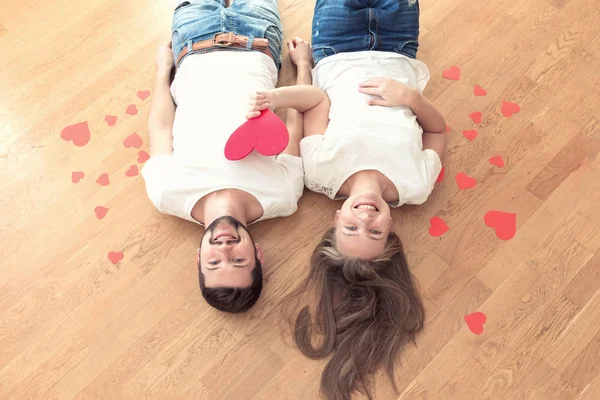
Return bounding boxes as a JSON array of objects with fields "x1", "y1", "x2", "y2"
[{"x1": 141, "y1": 0, "x2": 314, "y2": 313}]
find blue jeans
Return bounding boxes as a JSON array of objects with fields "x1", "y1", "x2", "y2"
[
  {"x1": 171, "y1": 0, "x2": 283, "y2": 69},
  {"x1": 311, "y1": 0, "x2": 420, "y2": 65}
]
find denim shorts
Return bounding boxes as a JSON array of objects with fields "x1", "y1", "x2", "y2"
[
  {"x1": 311, "y1": 0, "x2": 420, "y2": 65},
  {"x1": 171, "y1": 0, "x2": 283, "y2": 69}
]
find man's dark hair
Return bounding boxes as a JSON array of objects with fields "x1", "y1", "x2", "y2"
[{"x1": 198, "y1": 255, "x2": 263, "y2": 313}]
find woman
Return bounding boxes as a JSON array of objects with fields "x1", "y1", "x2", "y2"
[{"x1": 249, "y1": 0, "x2": 445, "y2": 398}]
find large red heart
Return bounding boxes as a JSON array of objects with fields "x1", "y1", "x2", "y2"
[
  {"x1": 501, "y1": 101, "x2": 521, "y2": 117},
  {"x1": 224, "y1": 110, "x2": 289, "y2": 161},
  {"x1": 137, "y1": 90, "x2": 151, "y2": 101},
  {"x1": 71, "y1": 171, "x2": 85, "y2": 183},
  {"x1": 469, "y1": 111, "x2": 483, "y2": 124},
  {"x1": 95, "y1": 206, "x2": 109, "y2": 219},
  {"x1": 474, "y1": 85, "x2": 487, "y2": 96},
  {"x1": 436, "y1": 167, "x2": 445, "y2": 183},
  {"x1": 455, "y1": 172, "x2": 477, "y2": 190},
  {"x1": 484, "y1": 210, "x2": 516, "y2": 240},
  {"x1": 105, "y1": 115, "x2": 118, "y2": 126},
  {"x1": 442, "y1": 66, "x2": 461, "y2": 81},
  {"x1": 123, "y1": 133, "x2": 143, "y2": 148},
  {"x1": 463, "y1": 129, "x2": 478, "y2": 141},
  {"x1": 96, "y1": 173, "x2": 110, "y2": 186},
  {"x1": 137, "y1": 150, "x2": 149, "y2": 163},
  {"x1": 489, "y1": 155, "x2": 504, "y2": 168},
  {"x1": 61, "y1": 121, "x2": 90, "y2": 147},
  {"x1": 108, "y1": 251, "x2": 124, "y2": 265},
  {"x1": 464, "y1": 312, "x2": 487, "y2": 335},
  {"x1": 125, "y1": 165, "x2": 139, "y2": 177},
  {"x1": 125, "y1": 104, "x2": 138, "y2": 115},
  {"x1": 429, "y1": 216, "x2": 449, "y2": 237}
]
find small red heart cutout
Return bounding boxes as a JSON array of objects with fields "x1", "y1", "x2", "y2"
[
  {"x1": 469, "y1": 111, "x2": 483, "y2": 124},
  {"x1": 442, "y1": 66, "x2": 461, "y2": 81},
  {"x1": 455, "y1": 172, "x2": 477, "y2": 190},
  {"x1": 489, "y1": 155, "x2": 504, "y2": 168},
  {"x1": 71, "y1": 171, "x2": 85, "y2": 183},
  {"x1": 474, "y1": 85, "x2": 487, "y2": 96},
  {"x1": 501, "y1": 101, "x2": 521, "y2": 117},
  {"x1": 95, "y1": 206, "x2": 109, "y2": 219},
  {"x1": 436, "y1": 167, "x2": 445, "y2": 183},
  {"x1": 464, "y1": 312, "x2": 487, "y2": 335},
  {"x1": 137, "y1": 150, "x2": 149, "y2": 163},
  {"x1": 105, "y1": 115, "x2": 118, "y2": 126},
  {"x1": 137, "y1": 90, "x2": 151, "y2": 101},
  {"x1": 125, "y1": 165, "x2": 139, "y2": 177},
  {"x1": 61, "y1": 121, "x2": 90, "y2": 147},
  {"x1": 225, "y1": 110, "x2": 289, "y2": 160},
  {"x1": 125, "y1": 104, "x2": 138, "y2": 115},
  {"x1": 484, "y1": 210, "x2": 516, "y2": 240},
  {"x1": 96, "y1": 173, "x2": 110, "y2": 186},
  {"x1": 429, "y1": 216, "x2": 449, "y2": 237},
  {"x1": 463, "y1": 129, "x2": 478, "y2": 141},
  {"x1": 123, "y1": 133, "x2": 143, "y2": 148},
  {"x1": 446, "y1": 125, "x2": 451, "y2": 132},
  {"x1": 108, "y1": 251, "x2": 124, "y2": 265}
]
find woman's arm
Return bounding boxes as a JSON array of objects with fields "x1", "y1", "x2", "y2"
[{"x1": 148, "y1": 43, "x2": 176, "y2": 157}]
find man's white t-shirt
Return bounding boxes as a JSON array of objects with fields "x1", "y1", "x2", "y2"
[
  {"x1": 142, "y1": 51, "x2": 305, "y2": 225},
  {"x1": 301, "y1": 51, "x2": 442, "y2": 206}
]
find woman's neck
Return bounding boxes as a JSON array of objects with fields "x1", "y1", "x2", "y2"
[{"x1": 346, "y1": 171, "x2": 385, "y2": 196}]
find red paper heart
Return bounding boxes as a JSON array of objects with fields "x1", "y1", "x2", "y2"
[
  {"x1": 446, "y1": 125, "x2": 451, "y2": 132},
  {"x1": 137, "y1": 90, "x2": 151, "y2": 101},
  {"x1": 125, "y1": 104, "x2": 138, "y2": 115},
  {"x1": 123, "y1": 132, "x2": 143, "y2": 148},
  {"x1": 96, "y1": 173, "x2": 110, "y2": 186},
  {"x1": 137, "y1": 150, "x2": 149, "y2": 163},
  {"x1": 501, "y1": 101, "x2": 521, "y2": 117},
  {"x1": 436, "y1": 167, "x2": 445, "y2": 183},
  {"x1": 61, "y1": 121, "x2": 90, "y2": 147},
  {"x1": 463, "y1": 129, "x2": 478, "y2": 141},
  {"x1": 464, "y1": 312, "x2": 487, "y2": 335},
  {"x1": 429, "y1": 216, "x2": 449, "y2": 237},
  {"x1": 474, "y1": 85, "x2": 487, "y2": 96},
  {"x1": 95, "y1": 206, "x2": 109, "y2": 219},
  {"x1": 442, "y1": 66, "x2": 461, "y2": 81},
  {"x1": 484, "y1": 210, "x2": 516, "y2": 240},
  {"x1": 469, "y1": 111, "x2": 483, "y2": 124},
  {"x1": 224, "y1": 110, "x2": 289, "y2": 161},
  {"x1": 125, "y1": 165, "x2": 139, "y2": 177},
  {"x1": 108, "y1": 251, "x2": 124, "y2": 265},
  {"x1": 455, "y1": 172, "x2": 477, "y2": 190},
  {"x1": 105, "y1": 115, "x2": 118, "y2": 126},
  {"x1": 489, "y1": 155, "x2": 504, "y2": 168},
  {"x1": 71, "y1": 171, "x2": 85, "y2": 183}
]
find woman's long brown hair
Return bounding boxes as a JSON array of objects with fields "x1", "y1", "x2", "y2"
[{"x1": 283, "y1": 228, "x2": 425, "y2": 400}]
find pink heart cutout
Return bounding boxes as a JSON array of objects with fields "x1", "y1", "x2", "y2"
[
  {"x1": 108, "y1": 251, "x2": 124, "y2": 265},
  {"x1": 501, "y1": 101, "x2": 521, "y2": 117},
  {"x1": 489, "y1": 155, "x2": 504, "y2": 168},
  {"x1": 463, "y1": 129, "x2": 478, "y2": 141},
  {"x1": 137, "y1": 90, "x2": 151, "y2": 101},
  {"x1": 224, "y1": 110, "x2": 289, "y2": 160},
  {"x1": 464, "y1": 312, "x2": 487, "y2": 335},
  {"x1": 484, "y1": 210, "x2": 516, "y2": 240},
  {"x1": 474, "y1": 85, "x2": 487, "y2": 96},
  {"x1": 123, "y1": 133, "x2": 143, "y2": 148},
  {"x1": 61, "y1": 121, "x2": 90, "y2": 147},
  {"x1": 125, "y1": 165, "x2": 139, "y2": 177},
  {"x1": 95, "y1": 206, "x2": 109, "y2": 219},
  {"x1": 71, "y1": 171, "x2": 85, "y2": 183},
  {"x1": 442, "y1": 66, "x2": 461, "y2": 81},
  {"x1": 125, "y1": 104, "x2": 138, "y2": 115},
  {"x1": 455, "y1": 172, "x2": 477, "y2": 190},
  {"x1": 469, "y1": 111, "x2": 483, "y2": 124},
  {"x1": 436, "y1": 167, "x2": 445, "y2": 183},
  {"x1": 137, "y1": 150, "x2": 149, "y2": 163},
  {"x1": 96, "y1": 173, "x2": 110, "y2": 186},
  {"x1": 429, "y1": 216, "x2": 449, "y2": 237},
  {"x1": 105, "y1": 115, "x2": 118, "y2": 126}
]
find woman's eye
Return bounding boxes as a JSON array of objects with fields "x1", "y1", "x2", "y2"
[
  {"x1": 209, "y1": 261, "x2": 219, "y2": 265},
  {"x1": 234, "y1": 258, "x2": 244, "y2": 263},
  {"x1": 345, "y1": 226, "x2": 357, "y2": 231},
  {"x1": 371, "y1": 230, "x2": 382, "y2": 235}
]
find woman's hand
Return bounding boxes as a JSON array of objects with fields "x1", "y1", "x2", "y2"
[
  {"x1": 246, "y1": 90, "x2": 280, "y2": 119},
  {"x1": 287, "y1": 37, "x2": 313, "y2": 68},
  {"x1": 155, "y1": 41, "x2": 174, "y2": 74},
  {"x1": 358, "y1": 77, "x2": 417, "y2": 107}
]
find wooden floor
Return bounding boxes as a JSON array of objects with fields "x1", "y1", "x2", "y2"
[{"x1": 1, "y1": 0, "x2": 600, "y2": 398}]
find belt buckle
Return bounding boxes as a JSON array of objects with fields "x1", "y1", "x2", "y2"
[{"x1": 213, "y1": 32, "x2": 235, "y2": 47}]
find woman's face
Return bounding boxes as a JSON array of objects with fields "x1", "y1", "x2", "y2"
[{"x1": 334, "y1": 192, "x2": 393, "y2": 260}]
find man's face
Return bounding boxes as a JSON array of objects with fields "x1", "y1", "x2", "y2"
[{"x1": 198, "y1": 216, "x2": 264, "y2": 288}]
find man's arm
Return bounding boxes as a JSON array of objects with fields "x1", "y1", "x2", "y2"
[
  {"x1": 148, "y1": 43, "x2": 176, "y2": 157},
  {"x1": 281, "y1": 49, "x2": 312, "y2": 156}
]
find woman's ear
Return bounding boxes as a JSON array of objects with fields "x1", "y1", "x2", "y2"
[
  {"x1": 334, "y1": 210, "x2": 340, "y2": 226},
  {"x1": 196, "y1": 248, "x2": 200, "y2": 269}
]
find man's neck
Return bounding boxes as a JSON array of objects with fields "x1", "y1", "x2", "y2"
[
  {"x1": 347, "y1": 171, "x2": 385, "y2": 197},
  {"x1": 197, "y1": 190, "x2": 249, "y2": 226}
]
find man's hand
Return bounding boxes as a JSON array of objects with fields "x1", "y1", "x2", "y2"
[
  {"x1": 155, "y1": 41, "x2": 174, "y2": 75},
  {"x1": 246, "y1": 90, "x2": 279, "y2": 119},
  {"x1": 287, "y1": 37, "x2": 312, "y2": 68},
  {"x1": 358, "y1": 77, "x2": 417, "y2": 107}
]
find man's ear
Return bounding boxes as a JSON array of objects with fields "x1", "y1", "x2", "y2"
[{"x1": 255, "y1": 243, "x2": 265, "y2": 264}]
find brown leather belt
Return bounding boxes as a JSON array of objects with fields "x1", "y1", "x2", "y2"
[{"x1": 176, "y1": 32, "x2": 273, "y2": 66}]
